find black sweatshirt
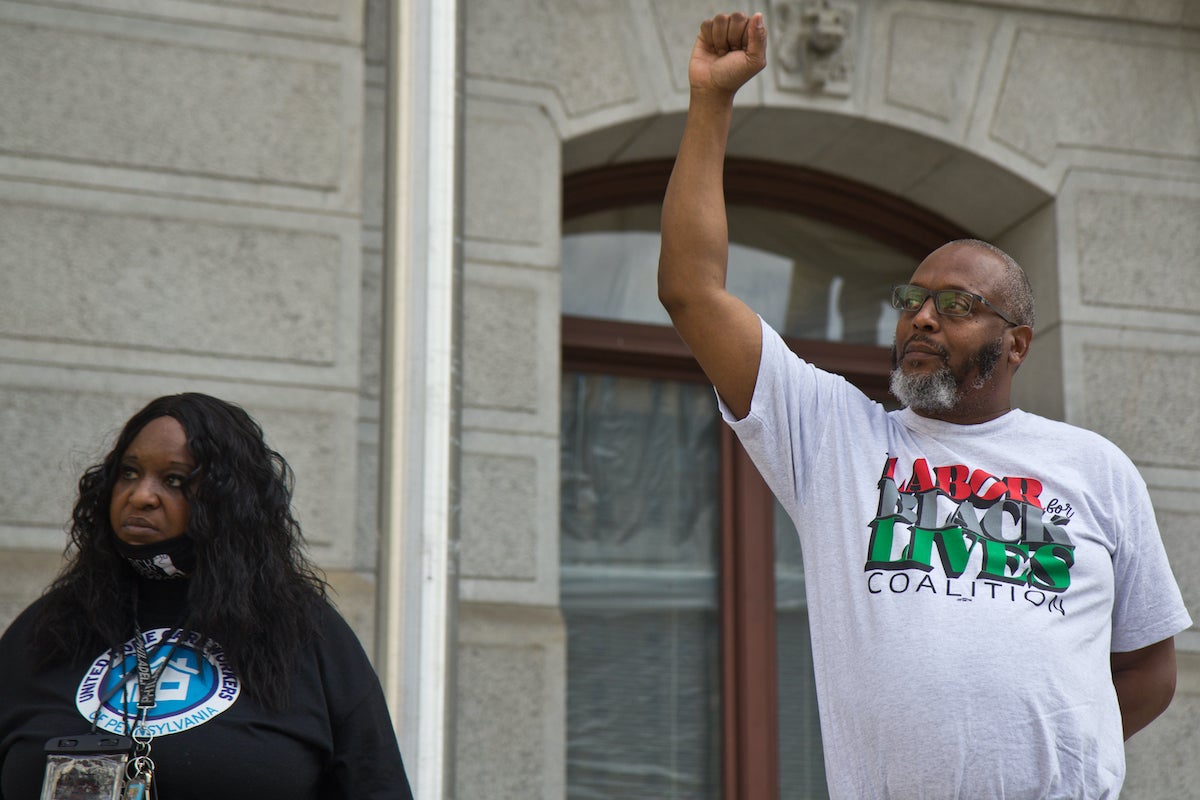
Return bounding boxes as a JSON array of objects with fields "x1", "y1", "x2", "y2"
[{"x1": 0, "y1": 579, "x2": 414, "y2": 799}]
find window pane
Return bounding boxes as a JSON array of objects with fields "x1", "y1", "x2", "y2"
[
  {"x1": 561, "y1": 372, "x2": 721, "y2": 800},
  {"x1": 775, "y1": 500, "x2": 828, "y2": 799},
  {"x1": 562, "y1": 205, "x2": 913, "y2": 346}
]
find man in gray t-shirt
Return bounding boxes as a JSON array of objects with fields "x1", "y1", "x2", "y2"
[{"x1": 657, "y1": 10, "x2": 1190, "y2": 798}]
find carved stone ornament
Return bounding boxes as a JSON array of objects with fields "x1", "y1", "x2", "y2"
[{"x1": 772, "y1": 0, "x2": 854, "y2": 96}]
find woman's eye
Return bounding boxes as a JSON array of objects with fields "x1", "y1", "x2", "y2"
[
  {"x1": 118, "y1": 465, "x2": 138, "y2": 480},
  {"x1": 165, "y1": 474, "x2": 188, "y2": 489}
]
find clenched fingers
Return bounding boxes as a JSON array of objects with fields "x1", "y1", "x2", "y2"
[{"x1": 701, "y1": 12, "x2": 756, "y2": 56}]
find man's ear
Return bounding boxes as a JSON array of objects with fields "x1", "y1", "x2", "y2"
[{"x1": 1008, "y1": 325, "x2": 1033, "y2": 368}]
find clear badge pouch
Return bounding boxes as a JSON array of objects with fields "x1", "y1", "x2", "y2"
[{"x1": 40, "y1": 734, "x2": 132, "y2": 800}]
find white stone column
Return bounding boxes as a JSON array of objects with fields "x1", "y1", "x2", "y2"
[{"x1": 378, "y1": 0, "x2": 462, "y2": 797}]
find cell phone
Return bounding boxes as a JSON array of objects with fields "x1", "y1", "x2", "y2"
[{"x1": 41, "y1": 734, "x2": 133, "y2": 800}]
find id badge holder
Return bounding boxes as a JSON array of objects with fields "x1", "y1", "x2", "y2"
[{"x1": 40, "y1": 733, "x2": 133, "y2": 800}]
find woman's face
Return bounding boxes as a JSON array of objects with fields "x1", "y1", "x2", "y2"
[{"x1": 109, "y1": 416, "x2": 195, "y2": 545}]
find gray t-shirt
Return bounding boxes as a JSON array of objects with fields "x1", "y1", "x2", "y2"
[{"x1": 721, "y1": 318, "x2": 1192, "y2": 799}]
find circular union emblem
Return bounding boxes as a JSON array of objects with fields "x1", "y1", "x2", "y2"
[{"x1": 76, "y1": 627, "x2": 240, "y2": 737}]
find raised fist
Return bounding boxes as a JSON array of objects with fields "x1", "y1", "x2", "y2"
[{"x1": 689, "y1": 12, "x2": 768, "y2": 94}]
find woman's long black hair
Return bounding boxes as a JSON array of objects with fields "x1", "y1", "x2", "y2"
[{"x1": 34, "y1": 392, "x2": 329, "y2": 710}]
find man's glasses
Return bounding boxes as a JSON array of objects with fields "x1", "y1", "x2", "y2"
[{"x1": 891, "y1": 284, "x2": 1018, "y2": 326}]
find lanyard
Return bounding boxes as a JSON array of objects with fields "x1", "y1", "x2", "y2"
[
  {"x1": 86, "y1": 590, "x2": 186, "y2": 799},
  {"x1": 127, "y1": 589, "x2": 178, "y2": 798},
  {"x1": 131, "y1": 624, "x2": 158, "y2": 712},
  {"x1": 86, "y1": 633, "x2": 172, "y2": 799},
  {"x1": 126, "y1": 622, "x2": 161, "y2": 799}
]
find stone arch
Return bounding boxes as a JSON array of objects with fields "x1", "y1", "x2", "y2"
[{"x1": 563, "y1": 107, "x2": 1052, "y2": 243}]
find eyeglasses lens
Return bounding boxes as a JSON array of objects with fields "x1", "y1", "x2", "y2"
[
  {"x1": 892, "y1": 285, "x2": 973, "y2": 317},
  {"x1": 934, "y1": 291, "x2": 972, "y2": 317},
  {"x1": 892, "y1": 286, "x2": 920, "y2": 311}
]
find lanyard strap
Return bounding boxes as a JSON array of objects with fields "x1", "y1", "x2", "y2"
[
  {"x1": 130, "y1": 586, "x2": 189, "y2": 715},
  {"x1": 91, "y1": 588, "x2": 184, "y2": 733},
  {"x1": 129, "y1": 621, "x2": 159, "y2": 800},
  {"x1": 131, "y1": 623, "x2": 158, "y2": 712},
  {"x1": 127, "y1": 589, "x2": 164, "y2": 798}
]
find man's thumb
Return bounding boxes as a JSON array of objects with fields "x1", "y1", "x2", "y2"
[{"x1": 745, "y1": 13, "x2": 768, "y2": 65}]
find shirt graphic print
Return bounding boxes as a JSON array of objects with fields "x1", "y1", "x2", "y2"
[
  {"x1": 76, "y1": 628, "x2": 240, "y2": 737},
  {"x1": 865, "y1": 457, "x2": 1078, "y2": 613}
]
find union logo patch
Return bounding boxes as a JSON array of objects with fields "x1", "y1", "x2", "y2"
[{"x1": 76, "y1": 627, "x2": 240, "y2": 737}]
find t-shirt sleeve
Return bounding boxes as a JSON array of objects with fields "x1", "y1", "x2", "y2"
[
  {"x1": 1108, "y1": 457, "x2": 1193, "y2": 652},
  {"x1": 718, "y1": 316, "x2": 882, "y2": 510},
  {"x1": 719, "y1": 318, "x2": 811, "y2": 511}
]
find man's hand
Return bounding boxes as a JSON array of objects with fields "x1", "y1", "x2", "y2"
[{"x1": 690, "y1": 12, "x2": 768, "y2": 96}]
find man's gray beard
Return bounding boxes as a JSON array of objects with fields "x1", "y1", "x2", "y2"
[
  {"x1": 889, "y1": 338, "x2": 1003, "y2": 413},
  {"x1": 889, "y1": 366, "x2": 958, "y2": 412}
]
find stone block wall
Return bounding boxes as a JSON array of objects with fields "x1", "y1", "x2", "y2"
[
  {"x1": 456, "y1": 24, "x2": 568, "y2": 795},
  {"x1": 0, "y1": 0, "x2": 375, "y2": 647}
]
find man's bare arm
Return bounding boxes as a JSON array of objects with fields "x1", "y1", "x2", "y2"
[
  {"x1": 1111, "y1": 636, "x2": 1177, "y2": 740},
  {"x1": 658, "y1": 12, "x2": 768, "y2": 420}
]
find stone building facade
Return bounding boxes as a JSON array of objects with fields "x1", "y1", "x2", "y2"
[{"x1": 1, "y1": 0, "x2": 1196, "y2": 798}]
